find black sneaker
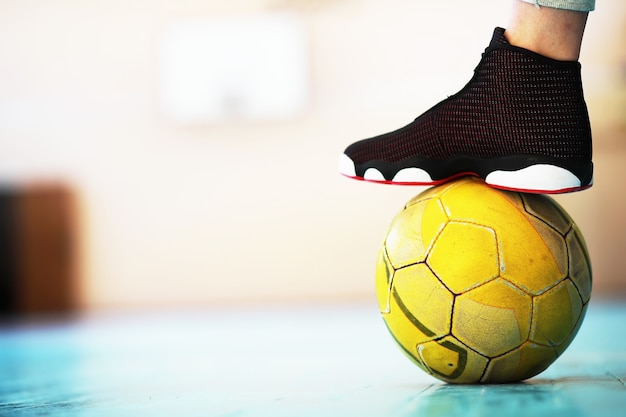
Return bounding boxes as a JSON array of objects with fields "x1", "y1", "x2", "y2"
[{"x1": 339, "y1": 27, "x2": 593, "y2": 194}]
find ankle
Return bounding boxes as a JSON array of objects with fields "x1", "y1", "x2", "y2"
[
  {"x1": 505, "y1": 28, "x2": 583, "y2": 61},
  {"x1": 506, "y1": 1, "x2": 588, "y2": 61}
]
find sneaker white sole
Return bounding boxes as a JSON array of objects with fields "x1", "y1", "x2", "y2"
[
  {"x1": 485, "y1": 165, "x2": 587, "y2": 194},
  {"x1": 339, "y1": 154, "x2": 592, "y2": 194}
]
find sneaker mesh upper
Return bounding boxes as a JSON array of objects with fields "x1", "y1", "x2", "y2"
[{"x1": 345, "y1": 28, "x2": 592, "y2": 165}]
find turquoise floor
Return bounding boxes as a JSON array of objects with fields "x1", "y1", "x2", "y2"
[{"x1": 1, "y1": 301, "x2": 625, "y2": 416}]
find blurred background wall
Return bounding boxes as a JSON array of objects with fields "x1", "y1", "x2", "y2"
[{"x1": 0, "y1": 0, "x2": 624, "y2": 312}]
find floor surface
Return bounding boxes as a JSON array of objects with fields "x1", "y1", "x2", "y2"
[{"x1": 0, "y1": 300, "x2": 625, "y2": 416}]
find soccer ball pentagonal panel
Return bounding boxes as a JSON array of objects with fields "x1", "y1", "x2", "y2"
[
  {"x1": 453, "y1": 278, "x2": 532, "y2": 357},
  {"x1": 566, "y1": 224, "x2": 592, "y2": 303},
  {"x1": 531, "y1": 279, "x2": 583, "y2": 347},
  {"x1": 523, "y1": 215, "x2": 569, "y2": 288},
  {"x1": 416, "y1": 336, "x2": 489, "y2": 384},
  {"x1": 484, "y1": 342, "x2": 558, "y2": 383},
  {"x1": 375, "y1": 247, "x2": 393, "y2": 314},
  {"x1": 520, "y1": 193, "x2": 572, "y2": 234},
  {"x1": 385, "y1": 198, "x2": 448, "y2": 269},
  {"x1": 391, "y1": 264, "x2": 454, "y2": 338}
]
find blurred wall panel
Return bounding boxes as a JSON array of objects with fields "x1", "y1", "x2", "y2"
[{"x1": 0, "y1": 0, "x2": 623, "y2": 309}]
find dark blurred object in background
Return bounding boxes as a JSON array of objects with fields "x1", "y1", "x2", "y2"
[{"x1": 0, "y1": 183, "x2": 78, "y2": 316}]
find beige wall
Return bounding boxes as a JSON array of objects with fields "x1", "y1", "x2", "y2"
[{"x1": 0, "y1": 0, "x2": 624, "y2": 310}]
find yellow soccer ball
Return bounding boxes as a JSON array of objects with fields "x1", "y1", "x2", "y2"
[{"x1": 376, "y1": 177, "x2": 592, "y2": 383}]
